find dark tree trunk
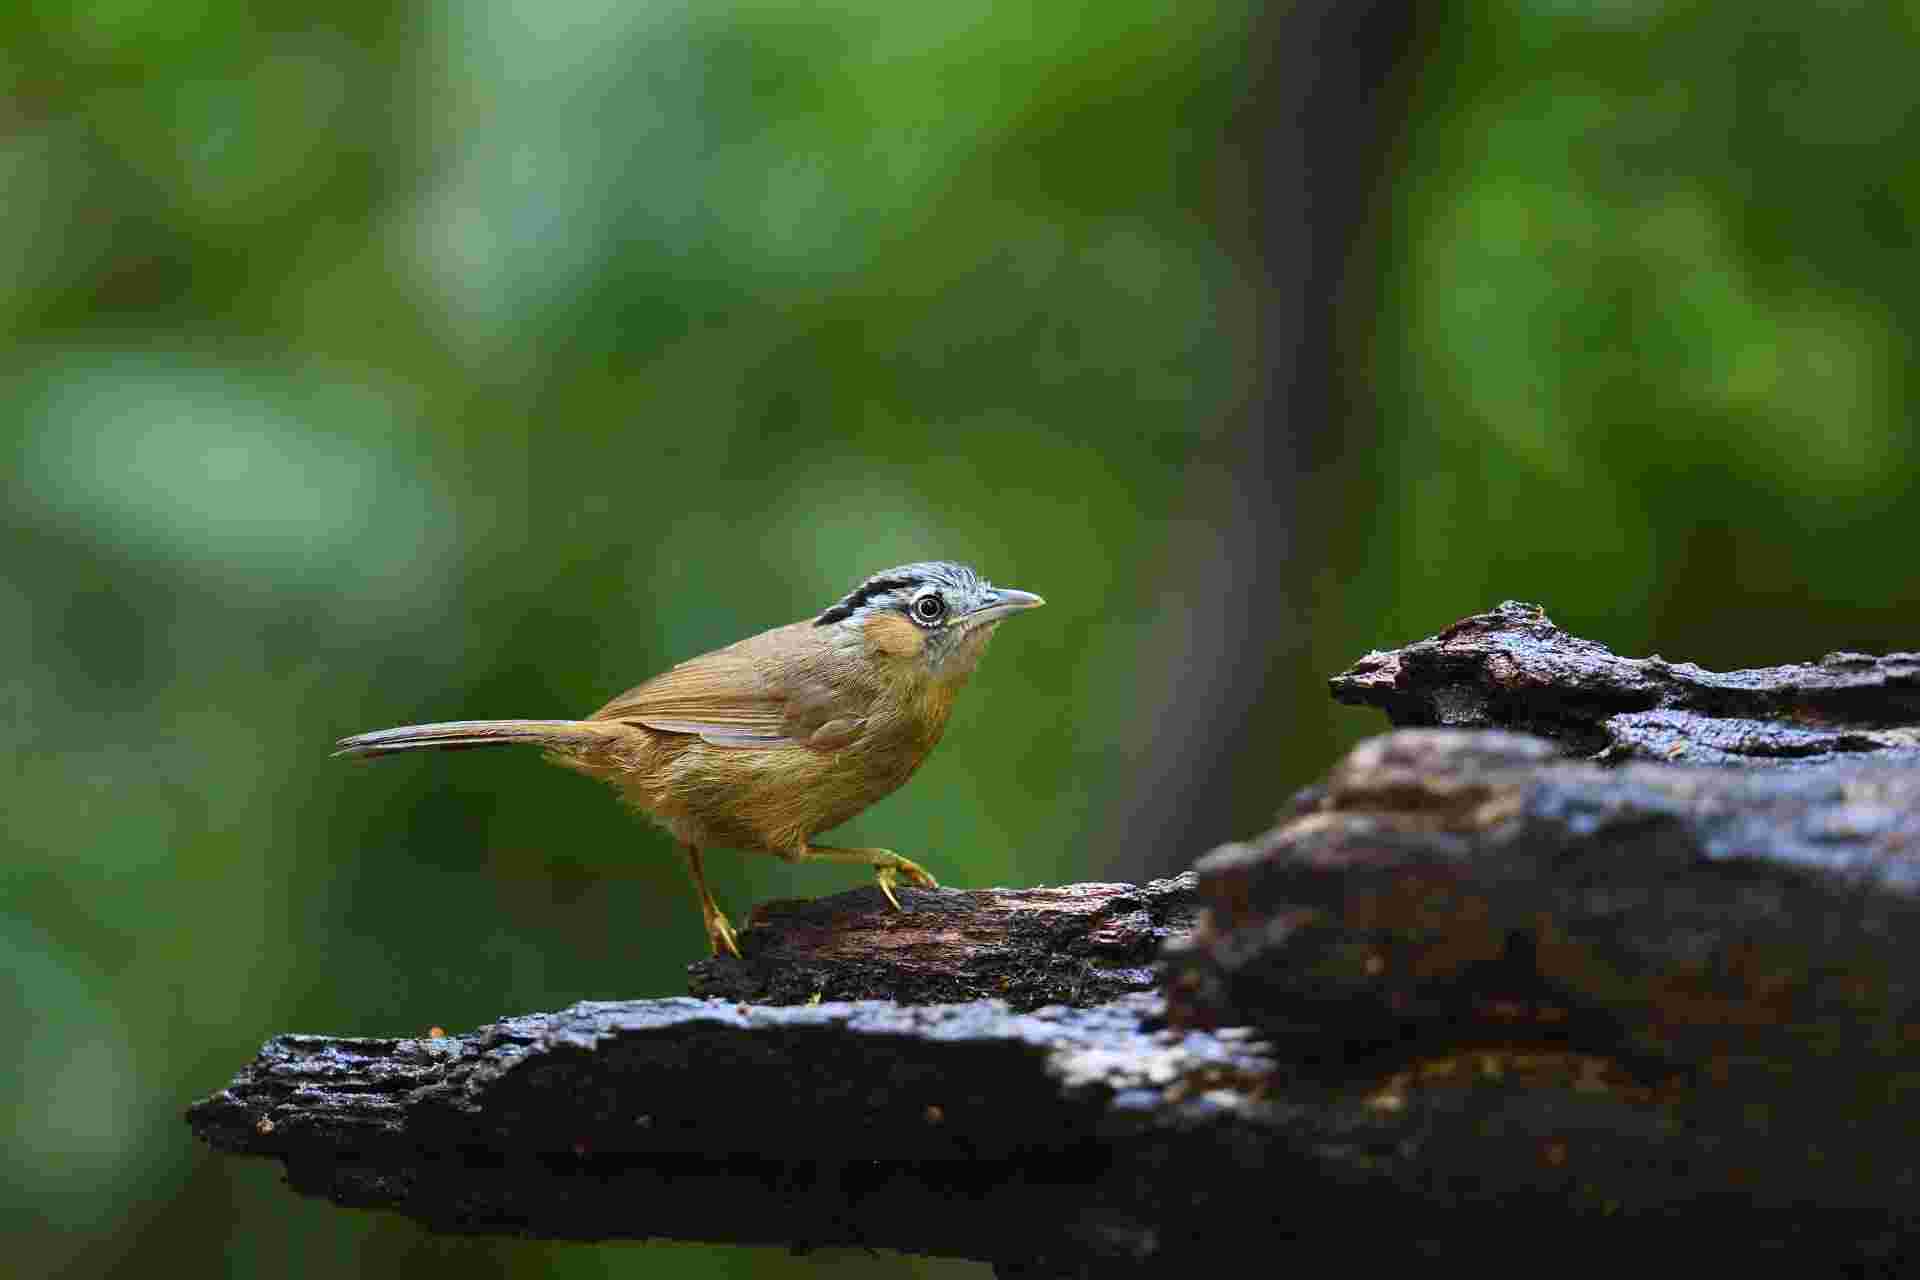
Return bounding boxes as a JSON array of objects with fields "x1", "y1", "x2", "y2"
[{"x1": 1105, "y1": 0, "x2": 1422, "y2": 875}]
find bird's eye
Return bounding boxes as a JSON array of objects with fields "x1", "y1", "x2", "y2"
[{"x1": 912, "y1": 594, "x2": 946, "y2": 623}]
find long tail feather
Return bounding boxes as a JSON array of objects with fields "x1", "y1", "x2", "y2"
[{"x1": 333, "y1": 719, "x2": 613, "y2": 759}]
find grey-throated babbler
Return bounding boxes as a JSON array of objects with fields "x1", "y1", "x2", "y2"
[{"x1": 335, "y1": 561, "x2": 1044, "y2": 956}]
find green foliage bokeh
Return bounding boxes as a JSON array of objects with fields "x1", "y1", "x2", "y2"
[{"x1": 6, "y1": 2, "x2": 1919, "y2": 1277}]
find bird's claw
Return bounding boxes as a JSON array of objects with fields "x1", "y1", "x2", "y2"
[
  {"x1": 874, "y1": 856, "x2": 938, "y2": 910},
  {"x1": 706, "y1": 909, "x2": 742, "y2": 958}
]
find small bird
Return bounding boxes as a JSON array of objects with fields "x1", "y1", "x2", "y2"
[{"x1": 335, "y1": 561, "x2": 1044, "y2": 958}]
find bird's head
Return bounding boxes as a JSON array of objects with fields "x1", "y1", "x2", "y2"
[{"x1": 816, "y1": 560, "x2": 1044, "y2": 678}]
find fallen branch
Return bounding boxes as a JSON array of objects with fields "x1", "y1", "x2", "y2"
[
  {"x1": 189, "y1": 607, "x2": 1920, "y2": 1270},
  {"x1": 189, "y1": 990, "x2": 1301, "y2": 1269},
  {"x1": 1329, "y1": 600, "x2": 1920, "y2": 763}
]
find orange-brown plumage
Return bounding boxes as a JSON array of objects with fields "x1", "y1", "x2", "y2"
[{"x1": 334, "y1": 561, "x2": 1043, "y2": 957}]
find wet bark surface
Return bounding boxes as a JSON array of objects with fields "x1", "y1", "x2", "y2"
[
  {"x1": 191, "y1": 606, "x2": 1920, "y2": 1271},
  {"x1": 1330, "y1": 600, "x2": 1920, "y2": 763},
  {"x1": 1167, "y1": 729, "x2": 1920, "y2": 1085},
  {"x1": 189, "y1": 991, "x2": 1296, "y2": 1271}
]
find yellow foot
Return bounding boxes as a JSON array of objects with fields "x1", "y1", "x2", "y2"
[
  {"x1": 705, "y1": 910, "x2": 742, "y2": 959},
  {"x1": 874, "y1": 854, "x2": 939, "y2": 911},
  {"x1": 794, "y1": 844, "x2": 940, "y2": 909}
]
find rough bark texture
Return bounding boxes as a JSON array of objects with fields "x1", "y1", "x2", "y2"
[
  {"x1": 189, "y1": 993, "x2": 1297, "y2": 1272},
  {"x1": 1167, "y1": 729, "x2": 1920, "y2": 1055},
  {"x1": 686, "y1": 877, "x2": 1198, "y2": 1008},
  {"x1": 1330, "y1": 600, "x2": 1920, "y2": 764},
  {"x1": 191, "y1": 607, "x2": 1920, "y2": 1270},
  {"x1": 1159, "y1": 729, "x2": 1920, "y2": 1263}
]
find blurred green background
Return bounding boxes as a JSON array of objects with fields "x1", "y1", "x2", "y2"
[{"x1": 6, "y1": 1, "x2": 1919, "y2": 1276}]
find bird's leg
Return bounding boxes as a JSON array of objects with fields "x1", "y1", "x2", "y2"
[
  {"x1": 679, "y1": 843, "x2": 741, "y2": 958},
  {"x1": 796, "y1": 844, "x2": 939, "y2": 910}
]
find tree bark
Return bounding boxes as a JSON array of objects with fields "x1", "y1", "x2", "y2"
[
  {"x1": 1330, "y1": 599, "x2": 1920, "y2": 763},
  {"x1": 190, "y1": 606, "x2": 1920, "y2": 1271},
  {"x1": 686, "y1": 876, "x2": 1197, "y2": 1008}
]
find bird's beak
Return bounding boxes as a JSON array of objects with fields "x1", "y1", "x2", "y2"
[{"x1": 963, "y1": 587, "x2": 1046, "y2": 626}]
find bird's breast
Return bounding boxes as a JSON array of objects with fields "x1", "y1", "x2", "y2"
[{"x1": 634, "y1": 680, "x2": 955, "y2": 852}]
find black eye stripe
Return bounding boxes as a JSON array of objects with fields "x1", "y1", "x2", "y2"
[{"x1": 814, "y1": 563, "x2": 980, "y2": 626}]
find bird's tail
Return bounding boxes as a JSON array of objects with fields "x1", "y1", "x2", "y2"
[{"x1": 333, "y1": 719, "x2": 620, "y2": 759}]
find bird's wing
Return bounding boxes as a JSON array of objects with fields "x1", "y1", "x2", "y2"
[{"x1": 590, "y1": 623, "x2": 861, "y2": 750}]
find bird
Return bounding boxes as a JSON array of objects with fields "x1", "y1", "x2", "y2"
[{"x1": 334, "y1": 561, "x2": 1045, "y2": 958}]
